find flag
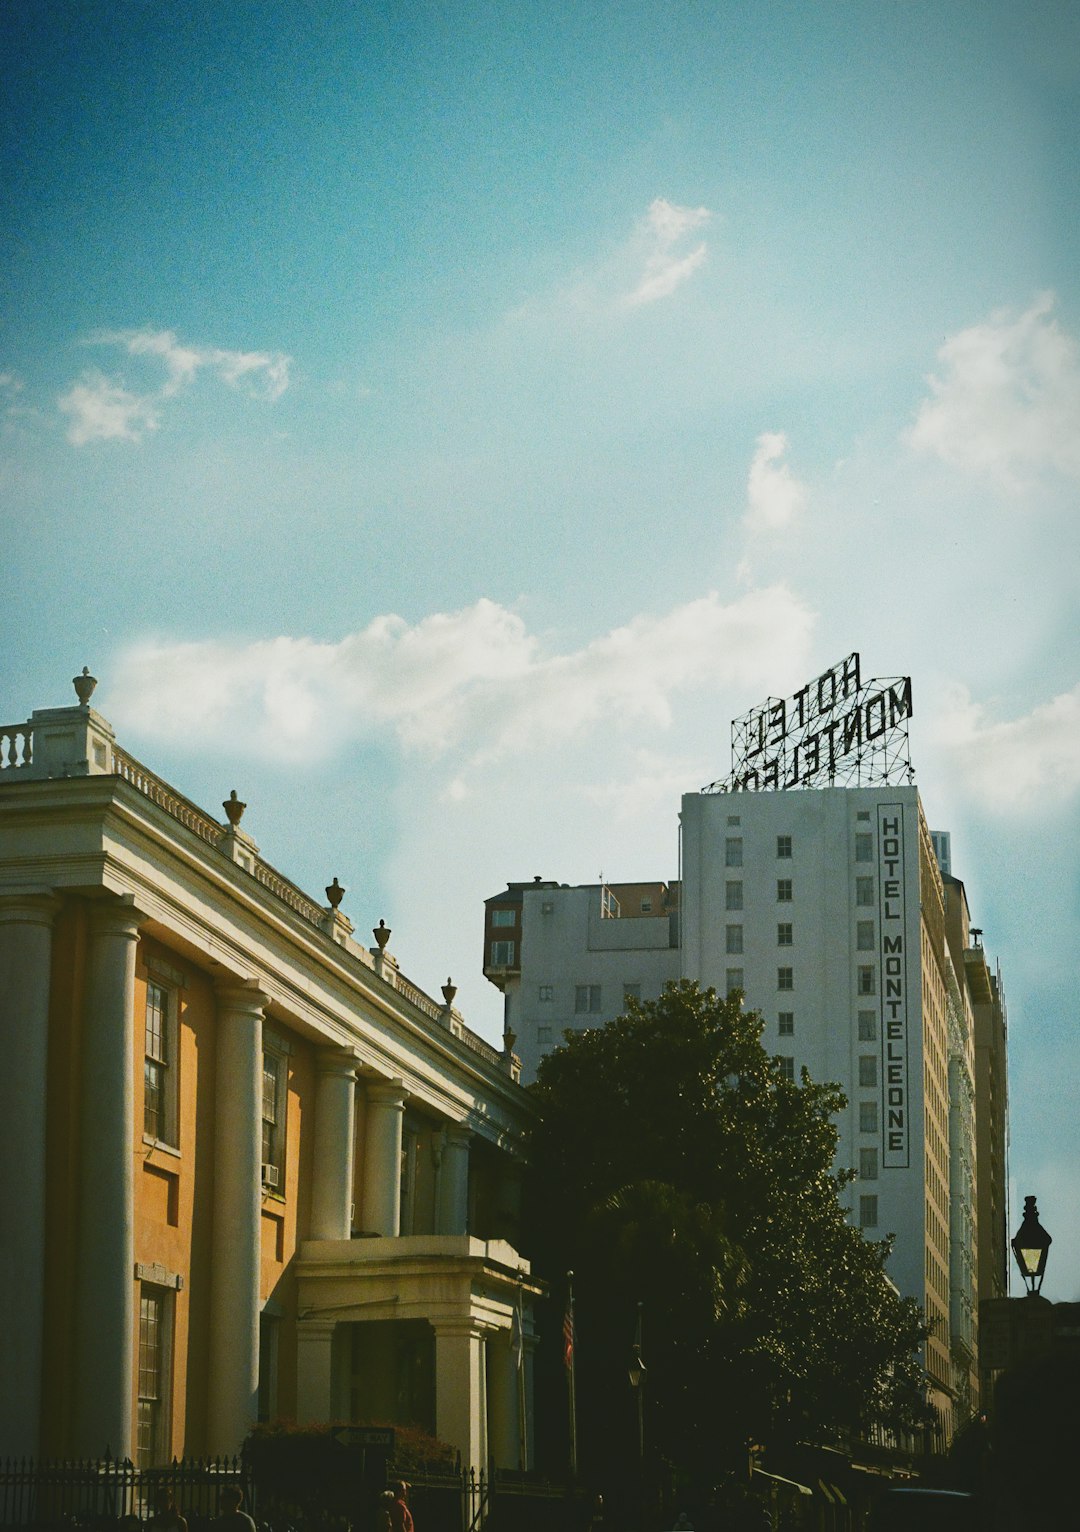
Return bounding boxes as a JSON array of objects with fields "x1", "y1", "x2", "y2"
[
  {"x1": 511, "y1": 1290, "x2": 524, "y2": 1373},
  {"x1": 562, "y1": 1300, "x2": 574, "y2": 1371}
]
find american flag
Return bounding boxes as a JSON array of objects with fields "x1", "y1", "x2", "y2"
[{"x1": 562, "y1": 1302, "x2": 574, "y2": 1371}]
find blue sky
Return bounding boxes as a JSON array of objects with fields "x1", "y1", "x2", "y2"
[{"x1": 3, "y1": 2, "x2": 1079, "y2": 1298}]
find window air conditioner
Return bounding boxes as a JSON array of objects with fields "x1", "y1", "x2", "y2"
[{"x1": 261, "y1": 1163, "x2": 279, "y2": 1189}]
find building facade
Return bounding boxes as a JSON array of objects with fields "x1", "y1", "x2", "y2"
[
  {"x1": 0, "y1": 677, "x2": 538, "y2": 1470},
  {"x1": 486, "y1": 783, "x2": 1008, "y2": 1437}
]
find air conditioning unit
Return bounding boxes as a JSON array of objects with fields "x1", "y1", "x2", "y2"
[{"x1": 261, "y1": 1163, "x2": 279, "y2": 1189}]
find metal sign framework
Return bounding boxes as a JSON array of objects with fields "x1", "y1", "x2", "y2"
[{"x1": 703, "y1": 652, "x2": 914, "y2": 793}]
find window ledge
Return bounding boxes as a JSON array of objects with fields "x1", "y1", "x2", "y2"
[{"x1": 142, "y1": 1135, "x2": 181, "y2": 1162}]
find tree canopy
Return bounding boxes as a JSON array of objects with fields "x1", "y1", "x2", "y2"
[{"x1": 524, "y1": 981, "x2": 931, "y2": 1482}]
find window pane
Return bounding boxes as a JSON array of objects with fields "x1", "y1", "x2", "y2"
[
  {"x1": 725, "y1": 969, "x2": 743, "y2": 997},
  {"x1": 776, "y1": 879, "x2": 792, "y2": 902},
  {"x1": 859, "y1": 1195, "x2": 878, "y2": 1228},
  {"x1": 725, "y1": 924, "x2": 743, "y2": 954},
  {"x1": 858, "y1": 966, "x2": 876, "y2": 995},
  {"x1": 776, "y1": 835, "x2": 792, "y2": 859},
  {"x1": 855, "y1": 833, "x2": 873, "y2": 862},
  {"x1": 856, "y1": 877, "x2": 874, "y2": 906},
  {"x1": 859, "y1": 1100, "x2": 878, "y2": 1133},
  {"x1": 777, "y1": 923, "x2": 793, "y2": 947},
  {"x1": 859, "y1": 1148, "x2": 879, "y2": 1180},
  {"x1": 778, "y1": 1056, "x2": 795, "y2": 1081},
  {"x1": 725, "y1": 837, "x2": 743, "y2": 867},
  {"x1": 858, "y1": 1010, "x2": 877, "y2": 1041},
  {"x1": 778, "y1": 1012, "x2": 794, "y2": 1036},
  {"x1": 490, "y1": 908, "x2": 516, "y2": 927},
  {"x1": 725, "y1": 881, "x2": 743, "y2": 911},
  {"x1": 777, "y1": 967, "x2": 793, "y2": 991},
  {"x1": 490, "y1": 940, "x2": 515, "y2": 965},
  {"x1": 857, "y1": 920, "x2": 875, "y2": 951},
  {"x1": 858, "y1": 1055, "x2": 878, "y2": 1088}
]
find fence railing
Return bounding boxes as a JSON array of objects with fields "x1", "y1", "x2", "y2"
[{"x1": 0, "y1": 1456, "x2": 250, "y2": 1532}]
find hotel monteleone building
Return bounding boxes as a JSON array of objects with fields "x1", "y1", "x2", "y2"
[
  {"x1": 485, "y1": 655, "x2": 1009, "y2": 1442},
  {"x1": 0, "y1": 672, "x2": 539, "y2": 1471}
]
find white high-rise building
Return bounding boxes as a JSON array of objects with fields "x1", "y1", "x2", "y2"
[{"x1": 484, "y1": 655, "x2": 1004, "y2": 1435}]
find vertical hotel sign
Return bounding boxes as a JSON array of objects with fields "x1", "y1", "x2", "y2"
[{"x1": 877, "y1": 804, "x2": 909, "y2": 1168}]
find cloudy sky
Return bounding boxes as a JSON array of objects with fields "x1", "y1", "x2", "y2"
[{"x1": 3, "y1": 3, "x2": 1078, "y2": 1298}]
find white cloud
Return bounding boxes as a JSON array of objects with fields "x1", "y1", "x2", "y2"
[
  {"x1": 58, "y1": 371, "x2": 162, "y2": 445},
  {"x1": 111, "y1": 587, "x2": 815, "y2": 769},
  {"x1": 745, "y1": 431, "x2": 808, "y2": 531},
  {"x1": 908, "y1": 293, "x2": 1080, "y2": 488},
  {"x1": 933, "y1": 680, "x2": 1080, "y2": 813},
  {"x1": 622, "y1": 197, "x2": 711, "y2": 308},
  {"x1": 59, "y1": 327, "x2": 292, "y2": 444}
]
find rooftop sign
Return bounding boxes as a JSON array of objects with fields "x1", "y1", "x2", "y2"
[{"x1": 704, "y1": 652, "x2": 913, "y2": 793}]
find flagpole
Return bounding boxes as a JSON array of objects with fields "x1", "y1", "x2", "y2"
[
  {"x1": 515, "y1": 1276, "x2": 528, "y2": 1471},
  {"x1": 566, "y1": 1269, "x2": 578, "y2": 1479}
]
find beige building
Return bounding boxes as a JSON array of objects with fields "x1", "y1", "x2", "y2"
[
  {"x1": 487, "y1": 786, "x2": 1009, "y2": 1440},
  {"x1": 0, "y1": 674, "x2": 538, "y2": 1470}
]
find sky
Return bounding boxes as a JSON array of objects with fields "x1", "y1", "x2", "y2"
[{"x1": 3, "y1": 2, "x2": 1078, "y2": 1299}]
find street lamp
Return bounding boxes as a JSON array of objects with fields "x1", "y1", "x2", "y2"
[{"x1": 1011, "y1": 1195, "x2": 1052, "y2": 1296}]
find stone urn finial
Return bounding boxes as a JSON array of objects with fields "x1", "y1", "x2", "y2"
[
  {"x1": 223, "y1": 789, "x2": 246, "y2": 827},
  {"x1": 73, "y1": 666, "x2": 98, "y2": 707},
  {"x1": 373, "y1": 918, "x2": 391, "y2": 950},
  {"x1": 503, "y1": 1025, "x2": 518, "y2": 1056},
  {"x1": 442, "y1": 977, "x2": 457, "y2": 1007},
  {"x1": 326, "y1": 877, "x2": 345, "y2": 910}
]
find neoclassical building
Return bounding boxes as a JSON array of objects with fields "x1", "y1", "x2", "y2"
[{"x1": 0, "y1": 674, "x2": 538, "y2": 1470}]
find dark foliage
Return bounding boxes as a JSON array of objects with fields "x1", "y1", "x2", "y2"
[{"x1": 524, "y1": 982, "x2": 932, "y2": 1482}]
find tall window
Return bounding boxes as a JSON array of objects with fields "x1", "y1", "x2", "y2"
[
  {"x1": 137, "y1": 1287, "x2": 170, "y2": 1464},
  {"x1": 856, "y1": 920, "x2": 875, "y2": 951},
  {"x1": 777, "y1": 967, "x2": 794, "y2": 991},
  {"x1": 777, "y1": 1056, "x2": 795, "y2": 1081},
  {"x1": 490, "y1": 940, "x2": 515, "y2": 965},
  {"x1": 777, "y1": 922, "x2": 793, "y2": 947},
  {"x1": 859, "y1": 1195, "x2": 879, "y2": 1228},
  {"x1": 858, "y1": 966, "x2": 876, "y2": 995},
  {"x1": 725, "y1": 924, "x2": 743, "y2": 954},
  {"x1": 858, "y1": 1010, "x2": 877, "y2": 1041},
  {"x1": 262, "y1": 1050, "x2": 286, "y2": 1192},
  {"x1": 725, "y1": 969, "x2": 743, "y2": 997},
  {"x1": 725, "y1": 837, "x2": 743, "y2": 867},
  {"x1": 858, "y1": 1055, "x2": 878, "y2": 1088},
  {"x1": 855, "y1": 833, "x2": 874, "y2": 862},
  {"x1": 859, "y1": 1100, "x2": 878, "y2": 1133},
  {"x1": 855, "y1": 877, "x2": 875, "y2": 906},
  {"x1": 725, "y1": 881, "x2": 743, "y2": 911},
  {"x1": 144, "y1": 982, "x2": 176, "y2": 1145},
  {"x1": 859, "y1": 1147, "x2": 879, "y2": 1181},
  {"x1": 778, "y1": 1012, "x2": 794, "y2": 1036},
  {"x1": 575, "y1": 984, "x2": 602, "y2": 1014},
  {"x1": 776, "y1": 835, "x2": 792, "y2": 859},
  {"x1": 623, "y1": 982, "x2": 642, "y2": 1004},
  {"x1": 776, "y1": 879, "x2": 793, "y2": 902}
]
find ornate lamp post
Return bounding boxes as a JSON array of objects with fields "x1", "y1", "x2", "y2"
[{"x1": 1011, "y1": 1195, "x2": 1052, "y2": 1296}]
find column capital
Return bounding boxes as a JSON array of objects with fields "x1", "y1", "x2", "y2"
[
  {"x1": 315, "y1": 1045, "x2": 359, "y2": 1079},
  {"x1": 0, "y1": 890, "x2": 61, "y2": 927},
  {"x1": 296, "y1": 1316, "x2": 338, "y2": 1343},
  {"x1": 444, "y1": 1122, "x2": 472, "y2": 1148},
  {"x1": 214, "y1": 978, "x2": 270, "y2": 1016},
  {"x1": 366, "y1": 1078, "x2": 408, "y2": 1110},
  {"x1": 431, "y1": 1317, "x2": 490, "y2": 1341},
  {"x1": 86, "y1": 892, "x2": 146, "y2": 939}
]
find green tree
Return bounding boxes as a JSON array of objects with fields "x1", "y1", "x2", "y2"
[{"x1": 525, "y1": 982, "x2": 931, "y2": 1483}]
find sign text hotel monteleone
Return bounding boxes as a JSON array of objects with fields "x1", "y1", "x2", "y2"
[
  {"x1": 705, "y1": 653, "x2": 914, "y2": 793},
  {"x1": 877, "y1": 803, "x2": 910, "y2": 1169}
]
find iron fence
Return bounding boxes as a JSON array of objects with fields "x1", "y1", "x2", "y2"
[{"x1": 0, "y1": 1456, "x2": 251, "y2": 1532}]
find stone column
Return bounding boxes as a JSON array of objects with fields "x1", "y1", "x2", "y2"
[
  {"x1": 72, "y1": 895, "x2": 143, "y2": 1460},
  {"x1": 207, "y1": 981, "x2": 267, "y2": 1454},
  {"x1": 359, "y1": 1081, "x2": 406, "y2": 1237},
  {"x1": 434, "y1": 1321, "x2": 487, "y2": 1472},
  {"x1": 439, "y1": 1125, "x2": 471, "y2": 1235},
  {"x1": 310, "y1": 1049, "x2": 358, "y2": 1240},
  {"x1": 0, "y1": 892, "x2": 59, "y2": 1457},
  {"x1": 486, "y1": 1328, "x2": 521, "y2": 1469},
  {"x1": 295, "y1": 1319, "x2": 337, "y2": 1422}
]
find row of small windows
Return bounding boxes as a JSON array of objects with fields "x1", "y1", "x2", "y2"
[
  {"x1": 725, "y1": 880, "x2": 794, "y2": 907},
  {"x1": 724, "y1": 835, "x2": 793, "y2": 867}
]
